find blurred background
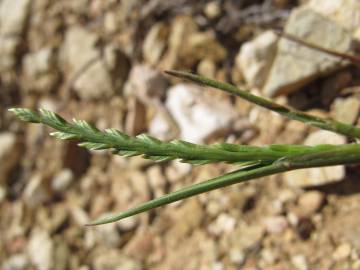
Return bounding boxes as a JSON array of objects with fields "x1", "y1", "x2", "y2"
[{"x1": 1, "y1": 0, "x2": 360, "y2": 269}]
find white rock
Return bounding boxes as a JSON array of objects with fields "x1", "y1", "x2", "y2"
[
  {"x1": 208, "y1": 213, "x2": 237, "y2": 236},
  {"x1": 94, "y1": 222, "x2": 122, "y2": 248},
  {"x1": 62, "y1": 26, "x2": 113, "y2": 99},
  {"x1": 263, "y1": 216, "x2": 288, "y2": 234},
  {"x1": 229, "y1": 249, "x2": 245, "y2": 265},
  {"x1": 212, "y1": 262, "x2": 224, "y2": 270},
  {"x1": 0, "y1": 0, "x2": 30, "y2": 72},
  {"x1": 23, "y1": 48, "x2": 54, "y2": 76},
  {"x1": 284, "y1": 130, "x2": 346, "y2": 187},
  {"x1": 166, "y1": 84, "x2": 237, "y2": 143},
  {"x1": 263, "y1": 7, "x2": 356, "y2": 97},
  {"x1": 0, "y1": 0, "x2": 31, "y2": 35},
  {"x1": 124, "y1": 64, "x2": 168, "y2": 104},
  {"x1": 51, "y1": 169, "x2": 74, "y2": 193},
  {"x1": 291, "y1": 254, "x2": 308, "y2": 270},
  {"x1": 307, "y1": 0, "x2": 360, "y2": 40},
  {"x1": 2, "y1": 254, "x2": 29, "y2": 270},
  {"x1": 204, "y1": 1, "x2": 221, "y2": 19},
  {"x1": 27, "y1": 229, "x2": 53, "y2": 270},
  {"x1": 149, "y1": 108, "x2": 178, "y2": 141},
  {"x1": 62, "y1": 26, "x2": 98, "y2": 72},
  {"x1": 73, "y1": 60, "x2": 113, "y2": 99},
  {"x1": 236, "y1": 31, "x2": 278, "y2": 88}
]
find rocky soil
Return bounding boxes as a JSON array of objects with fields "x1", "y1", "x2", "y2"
[{"x1": 1, "y1": 0, "x2": 360, "y2": 269}]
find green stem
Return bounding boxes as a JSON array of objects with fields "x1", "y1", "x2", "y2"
[
  {"x1": 87, "y1": 142, "x2": 360, "y2": 225},
  {"x1": 165, "y1": 70, "x2": 360, "y2": 140}
]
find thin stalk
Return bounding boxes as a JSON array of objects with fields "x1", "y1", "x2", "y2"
[{"x1": 165, "y1": 70, "x2": 360, "y2": 140}]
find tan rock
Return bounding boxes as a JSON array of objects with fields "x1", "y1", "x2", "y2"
[
  {"x1": 124, "y1": 64, "x2": 168, "y2": 104},
  {"x1": 236, "y1": 31, "x2": 278, "y2": 88},
  {"x1": 331, "y1": 96, "x2": 360, "y2": 124},
  {"x1": 297, "y1": 191, "x2": 325, "y2": 217},
  {"x1": 160, "y1": 16, "x2": 226, "y2": 70},
  {"x1": 307, "y1": 0, "x2": 360, "y2": 40},
  {"x1": 263, "y1": 7, "x2": 356, "y2": 97},
  {"x1": 143, "y1": 22, "x2": 169, "y2": 65}
]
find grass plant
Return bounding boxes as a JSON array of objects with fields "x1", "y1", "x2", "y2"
[{"x1": 10, "y1": 70, "x2": 360, "y2": 226}]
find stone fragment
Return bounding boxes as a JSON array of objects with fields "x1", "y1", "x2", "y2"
[
  {"x1": 168, "y1": 199, "x2": 204, "y2": 239},
  {"x1": 204, "y1": 1, "x2": 221, "y2": 19},
  {"x1": 0, "y1": 0, "x2": 30, "y2": 72},
  {"x1": 230, "y1": 223, "x2": 264, "y2": 252},
  {"x1": 165, "y1": 160, "x2": 192, "y2": 183},
  {"x1": 166, "y1": 84, "x2": 236, "y2": 143},
  {"x1": 0, "y1": 0, "x2": 31, "y2": 35},
  {"x1": 236, "y1": 31, "x2": 278, "y2": 88},
  {"x1": 61, "y1": 26, "x2": 114, "y2": 99},
  {"x1": 53, "y1": 239, "x2": 70, "y2": 270},
  {"x1": 229, "y1": 249, "x2": 245, "y2": 266},
  {"x1": 160, "y1": 16, "x2": 226, "y2": 69},
  {"x1": 263, "y1": 7, "x2": 357, "y2": 97},
  {"x1": 297, "y1": 191, "x2": 325, "y2": 217},
  {"x1": 51, "y1": 169, "x2": 74, "y2": 193},
  {"x1": 125, "y1": 228, "x2": 154, "y2": 260},
  {"x1": 23, "y1": 174, "x2": 50, "y2": 208},
  {"x1": 143, "y1": 22, "x2": 168, "y2": 65},
  {"x1": 2, "y1": 254, "x2": 29, "y2": 270},
  {"x1": 147, "y1": 165, "x2": 167, "y2": 197},
  {"x1": 73, "y1": 60, "x2": 113, "y2": 99},
  {"x1": 27, "y1": 229, "x2": 54, "y2": 270},
  {"x1": 284, "y1": 130, "x2": 346, "y2": 187},
  {"x1": 62, "y1": 26, "x2": 98, "y2": 73},
  {"x1": 94, "y1": 221, "x2": 122, "y2": 248},
  {"x1": 263, "y1": 216, "x2": 288, "y2": 235},
  {"x1": 333, "y1": 243, "x2": 352, "y2": 261},
  {"x1": 124, "y1": 64, "x2": 168, "y2": 104},
  {"x1": 22, "y1": 47, "x2": 59, "y2": 93},
  {"x1": 149, "y1": 108, "x2": 178, "y2": 141},
  {"x1": 307, "y1": 0, "x2": 360, "y2": 40},
  {"x1": 197, "y1": 58, "x2": 216, "y2": 78},
  {"x1": 93, "y1": 251, "x2": 141, "y2": 270},
  {"x1": 0, "y1": 132, "x2": 20, "y2": 183},
  {"x1": 331, "y1": 96, "x2": 360, "y2": 124},
  {"x1": 208, "y1": 213, "x2": 237, "y2": 236},
  {"x1": 291, "y1": 254, "x2": 308, "y2": 270}
]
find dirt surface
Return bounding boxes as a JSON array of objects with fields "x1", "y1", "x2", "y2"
[{"x1": 1, "y1": 0, "x2": 360, "y2": 269}]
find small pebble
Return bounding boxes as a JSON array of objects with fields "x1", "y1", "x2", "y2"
[
  {"x1": 298, "y1": 191, "x2": 325, "y2": 217},
  {"x1": 333, "y1": 243, "x2": 352, "y2": 261},
  {"x1": 291, "y1": 254, "x2": 308, "y2": 270},
  {"x1": 264, "y1": 216, "x2": 288, "y2": 234}
]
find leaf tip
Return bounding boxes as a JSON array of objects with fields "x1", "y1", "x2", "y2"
[{"x1": 8, "y1": 107, "x2": 41, "y2": 123}]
